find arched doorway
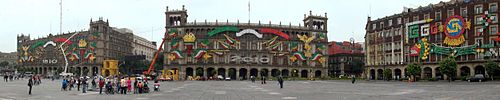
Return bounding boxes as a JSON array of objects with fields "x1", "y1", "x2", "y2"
[
  {"x1": 186, "y1": 67, "x2": 194, "y2": 78},
  {"x1": 475, "y1": 65, "x2": 485, "y2": 75},
  {"x1": 435, "y1": 67, "x2": 442, "y2": 80},
  {"x1": 370, "y1": 69, "x2": 375, "y2": 80},
  {"x1": 217, "y1": 68, "x2": 226, "y2": 78},
  {"x1": 301, "y1": 70, "x2": 308, "y2": 78},
  {"x1": 377, "y1": 69, "x2": 383, "y2": 80},
  {"x1": 207, "y1": 68, "x2": 215, "y2": 78},
  {"x1": 315, "y1": 70, "x2": 321, "y2": 78},
  {"x1": 250, "y1": 68, "x2": 258, "y2": 77},
  {"x1": 82, "y1": 67, "x2": 89, "y2": 76},
  {"x1": 460, "y1": 66, "x2": 471, "y2": 77},
  {"x1": 104, "y1": 70, "x2": 110, "y2": 77},
  {"x1": 291, "y1": 69, "x2": 299, "y2": 77},
  {"x1": 282, "y1": 69, "x2": 289, "y2": 77},
  {"x1": 228, "y1": 68, "x2": 237, "y2": 80},
  {"x1": 196, "y1": 67, "x2": 204, "y2": 77},
  {"x1": 394, "y1": 69, "x2": 402, "y2": 79},
  {"x1": 271, "y1": 69, "x2": 280, "y2": 77},
  {"x1": 423, "y1": 67, "x2": 432, "y2": 79},
  {"x1": 260, "y1": 69, "x2": 269, "y2": 77},
  {"x1": 76, "y1": 67, "x2": 82, "y2": 76},
  {"x1": 239, "y1": 68, "x2": 247, "y2": 80}
]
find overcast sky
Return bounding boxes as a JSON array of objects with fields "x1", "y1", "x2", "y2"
[{"x1": 0, "y1": 0, "x2": 446, "y2": 52}]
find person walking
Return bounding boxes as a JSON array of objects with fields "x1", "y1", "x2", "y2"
[
  {"x1": 28, "y1": 77, "x2": 33, "y2": 95},
  {"x1": 250, "y1": 76, "x2": 255, "y2": 83},
  {"x1": 62, "y1": 79, "x2": 68, "y2": 91},
  {"x1": 120, "y1": 78, "x2": 127, "y2": 94},
  {"x1": 98, "y1": 79, "x2": 104, "y2": 94},
  {"x1": 127, "y1": 78, "x2": 132, "y2": 92},
  {"x1": 277, "y1": 76, "x2": 284, "y2": 89},
  {"x1": 351, "y1": 75, "x2": 356, "y2": 84},
  {"x1": 77, "y1": 78, "x2": 81, "y2": 91},
  {"x1": 4, "y1": 74, "x2": 8, "y2": 82},
  {"x1": 82, "y1": 77, "x2": 87, "y2": 93},
  {"x1": 133, "y1": 79, "x2": 138, "y2": 94},
  {"x1": 137, "y1": 81, "x2": 143, "y2": 94}
]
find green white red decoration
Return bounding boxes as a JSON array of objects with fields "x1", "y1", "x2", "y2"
[
  {"x1": 292, "y1": 52, "x2": 306, "y2": 61},
  {"x1": 170, "y1": 50, "x2": 184, "y2": 59},
  {"x1": 207, "y1": 26, "x2": 239, "y2": 37},
  {"x1": 193, "y1": 49, "x2": 207, "y2": 59},
  {"x1": 223, "y1": 34, "x2": 240, "y2": 45},
  {"x1": 236, "y1": 29, "x2": 263, "y2": 38},
  {"x1": 168, "y1": 28, "x2": 178, "y2": 37}
]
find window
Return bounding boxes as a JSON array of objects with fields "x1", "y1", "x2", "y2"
[
  {"x1": 492, "y1": 14, "x2": 498, "y2": 23},
  {"x1": 435, "y1": 11, "x2": 441, "y2": 20},
  {"x1": 380, "y1": 22, "x2": 384, "y2": 28},
  {"x1": 447, "y1": 9, "x2": 454, "y2": 17},
  {"x1": 397, "y1": 18, "x2": 402, "y2": 25},
  {"x1": 476, "y1": 38, "x2": 483, "y2": 46},
  {"x1": 476, "y1": 27, "x2": 484, "y2": 36},
  {"x1": 475, "y1": 5, "x2": 483, "y2": 14},
  {"x1": 491, "y1": 26, "x2": 498, "y2": 35},
  {"x1": 388, "y1": 20, "x2": 393, "y2": 26},
  {"x1": 413, "y1": 16, "x2": 419, "y2": 21},
  {"x1": 424, "y1": 14, "x2": 430, "y2": 19},
  {"x1": 372, "y1": 23, "x2": 376, "y2": 30},
  {"x1": 461, "y1": 7, "x2": 468, "y2": 17},
  {"x1": 490, "y1": 3, "x2": 497, "y2": 12},
  {"x1": 476, "y1": 16, "x2": 483, "y2": 25}
]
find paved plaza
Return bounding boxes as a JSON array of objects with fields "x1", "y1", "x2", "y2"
[{"x1": 1, "y1": 79, "x2": 500, "y2": 100}]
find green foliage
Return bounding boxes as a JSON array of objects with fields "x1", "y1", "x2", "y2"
[
  {"x1": 196, "y1": 68, "x2": 203, "y2": 76},
  {"x1": 406, "y1": 63, "x2": 422, "y2": 76},
  {"x1": 439, "y1": 57, "x2": 457, "y2": 81},
  {"x1": 383, "y1": 69, "x2": 392, "y2": 80},
  {"x1": 0, "y1": 61, "x2": 9, "y2": 67},
  {"x1": 485, "y1": 60, "x2": 499, "y2": 80},
  {"x1": 349, "y1": 59, "x2": 365, "y2": 74}
]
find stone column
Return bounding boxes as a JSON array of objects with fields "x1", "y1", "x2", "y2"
[
  {"x1": 374, "y1": 69, "x2": 378, "y2": 80},
  {"x1": 470, "y1": 67, "x2": 475, "y2": 76},
  {"x1": 236, "y1": 69, "x2": 240, "y2": 80},
  {"x1": 225, "y1": 68, "x2": 229, "y2": 78},
  {"x1": 456, "y1": 67, "x2": 461, "y2": 78},
  {"x1": 391, "y1": 68, "x2": 395, "y2": 79},
  {"x1": 432, "y1": 68, "x2": 436, "y2": 78},
  {"x1": 203, "y1": 68, "x2": 207, "y2": 78}
]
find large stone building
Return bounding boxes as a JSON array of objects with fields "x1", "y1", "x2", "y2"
[
  {"x1": 132, "y1": 34, "x2": 157, "y2": 61},
  {"x1": 164, "y1": 6, "x2": 329, "y2": 80},
  {"x1": 0, "y1": 52, "x2": 17, "y2": 71},
  {"x1": 365, "y1": 0, "x2": 499, "y2": 80},
  {"x1": 17, "y1": 18, "x2": 154, "y2": 76},
  {"x1": 327, "y1": 41, "x2": 364, "y2": 77}
]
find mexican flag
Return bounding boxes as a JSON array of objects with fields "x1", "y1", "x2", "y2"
[
  {"x1": 293, "y1": 52, "x2": 306, "y2": 61},
  {"x1": 223, "y1": 34, "x2": 239, "y2": 44},
  {"x1": 193, "y1": 49, "x2": 207, "y2": 59},
  {"x1": 265, "y1": 36, "x2": 278, "y2": 45},
  {"x1": 171, "y1": 50, "x2": 184, "y2": 58},
  {"x1": 310, "y1": 53, "x2": 322, "y2": 61}
]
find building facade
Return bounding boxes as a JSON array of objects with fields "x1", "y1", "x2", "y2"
[
  {"x1": 365, "y1": 0, "x2": 499, "y2": 80},
  {"x1": 132, "y1": 35, "x2": 157, "y2": 61},
  {"x1": 327, "y1": 41, "x2": 364, "y2": 77},
  {"x1": 164, "y1": 6, "x2": 329, "y2": 80},
  {"x1": 17, "y1": 18, "x2": 141, "y2": 76}
]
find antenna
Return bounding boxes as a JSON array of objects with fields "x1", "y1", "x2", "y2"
[
  {"x1": 248, "y1": 0, "x2": 251, "y2": 22},
  {"x1": 59, "y1": 0, "x2": 62, "y2": 34}
]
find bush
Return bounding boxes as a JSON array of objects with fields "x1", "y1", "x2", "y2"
[
  {"x1": 400, "y1": 77, "x2": 409, "y2": 81},
  {"x1": 460, "y1": 76, "x2": 468, "y2": 81},
  {"x1": 428, "y1": 78, "x2": 437, "y2": 81}
]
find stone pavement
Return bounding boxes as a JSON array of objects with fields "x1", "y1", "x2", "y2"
[{"x1": 1, "y1": 79, "x2": 500, "y2": 100}]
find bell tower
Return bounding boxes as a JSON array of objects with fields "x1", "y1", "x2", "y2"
[
  {"x1": 303, "y1": 11, "x2": 328, "y2": 31},
  {"x1": 165, "y1": 5, "x2": 188, "y2": 27}
]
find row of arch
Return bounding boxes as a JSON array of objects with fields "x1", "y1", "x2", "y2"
[
  {"x1": 181, "y1": 67, "x2": 323, "y2": 80},
  {"x1": 26, "y1": 66, "x2": 99, "y2": 76},
  {"x1": 368, "y1": 65, "x2": 487, "y2": 80}
]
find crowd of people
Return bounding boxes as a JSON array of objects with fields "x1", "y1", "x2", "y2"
[{"x1": 60, "y1": 75, "x2": 161, "y2": 95}]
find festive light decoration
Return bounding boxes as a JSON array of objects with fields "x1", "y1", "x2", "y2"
[
  {"x1": 405, "y1": 19, "x2": 433, "y2": 43},
  {"x1": 310, "y1": 53, "x2": 322, "y2": 61},
  {"x1": 292, "y1": 52, "x2": 306, "y2": 61},
  {"x1": 223, "y1": 34, "x2": 240, "y2": 45},
  {"x1": 316, "y1": 44, "x2": 326, "y2": 54},
  {"x1": 43, "y1": 41, "x2": 56, "y2": 48},
  {"x1": 207, "y1": 26, "x2": 239, "y2": 37},
  {"x1": 168, "y1": 28, "x2": 178, "y2": 37},
  {"x1": 183, "y1": 33, "x2": 196, "y2": 56},
  {"x1": 54, "y1": 38, "x2": 73, "y2": 45},
  {"x1": 265, "y1": 36, "x2": 279, "y2": 46},
  {"x1": 19, "y1": 45, "x2": 33, "y2": 63},
  {"x1": 267, "y1": 41, "x2": 282, "y2": 50},
  {"x1": 202, "y1": 53, "x2": 212, "y2": 61},
  {"x1": 193, "y1": 49, "x2": 207, "y2": 59},
  {"x1": 318, "y1": 32, "x2": 326, "y2": 41},
  {"x1": 418, "y1": 38, "x2": 430, "y2": 60},
  {"x1": 260, "y1": 28, "x2": 290, "y2": 40},
  {"x1": 443, "y1": 15, "x2": 468, "y2": 46},
  {"x1": 409, "y1": 25, "x2": 420, "y2": 38},
  {"x1": 30, "y1": 41, "x2": 46, "y2": 50},
  {"x1": 495, "y1": 32, "x2": 500, "y2": 42},
  {"x1": 289, "y1": 56, "x2": 297, "y2": 62},
  {"x1": 430, "y1": 23, "x2": 444, "y2": 34},
  {"x1": 169, "y1": 38, "x2": 180, "y2": 48},
  {"x1": 170, "y1": 50, "x2": 184, "y2": 61},
  {"x1": 289, "y1": 42, "x2": 299, "y2": 51},
  {"x1": 218, "y1": 40, "x2": 232, "y2": 49},
  {"x1": 235, "y1": 29, "x2": 263, "y2": 38},
  {"x1": 430, "y1": 43, "x2": 477, "y2": 57},
  {"x1": 297, "y1": 34, "x2": 315, "y2": 57},
  {"x1": 409, "y1": 45, "x2": 421, "y2": 57},
  {"x1": 199, "y1": 39, "x2": 210, "y2": 48}
]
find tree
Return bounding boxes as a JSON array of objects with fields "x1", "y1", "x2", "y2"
[
  {"x1": 439, "y1": 57, "x2": 457, "y2": 82},
  {"x1": 406, "y1": 63, "x2": 422, "y2": 82},
  {"x1": 196, "y1": 68, "x2": 203, "y2": 77},
  {"x1": 0, "y1": 61, "x2": 9, "y2": 67},
  {"x1": 383, "y1": 69, "x2": 392, "y2": 81},
  {"x1": 349, "y1": 59, "x2": 365, "y2": 76},
  {"x1": 485, "y1": 60, "x2": 499, "y2": 81}
]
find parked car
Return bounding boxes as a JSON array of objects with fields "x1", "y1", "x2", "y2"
[
  {"x1": 467, "y1": 74, "x2": 486, "y2": 82},
  {"x1": 225, "y1": 77, "x2": 231, "y2": 81}
]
